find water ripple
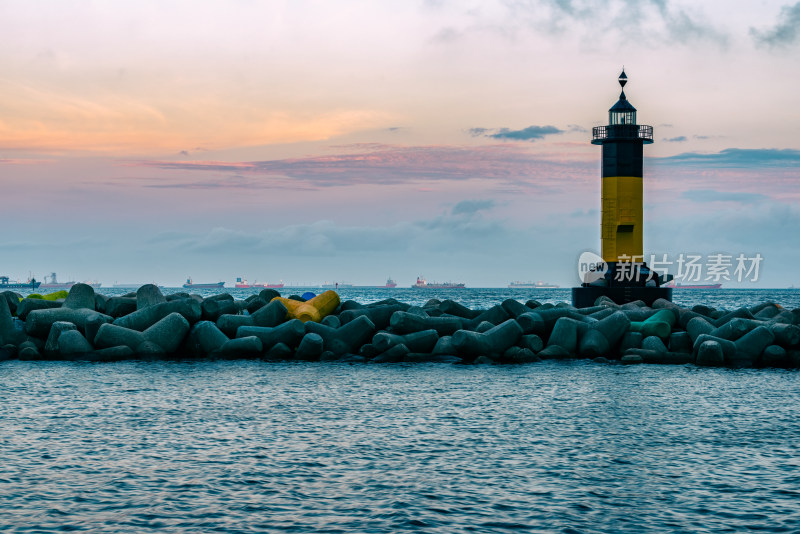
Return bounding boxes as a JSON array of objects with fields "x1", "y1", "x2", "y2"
[{"x1": 1, "y1": 361, "x2": 798, "y2": 533}]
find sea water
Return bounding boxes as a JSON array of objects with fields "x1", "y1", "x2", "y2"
[{"x1": 2, "y1": 288, "x2": 799, "y2": 533}]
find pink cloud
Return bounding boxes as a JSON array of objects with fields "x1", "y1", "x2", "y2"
[{"x1": 128, "y1": 143, "x2": 597, "y2": 191}]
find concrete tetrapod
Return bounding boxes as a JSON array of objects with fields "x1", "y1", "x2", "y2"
[
  {"x1": 217, "y1": 337, "x2": 263, "y2": 359},
  {"x1": 295, "y1": 333, "x2": 324, "y2": 360},
  {"x1": 760, "y1": 345, "x2": 788, "y2": 367},
  {"x1": 619, "y1": 331, "x2": 643, "y2": 352},
  {"x1": 642, "y1": 336, "x2": 668, "y2": 353},
  {"x1": 546, "y1": 317, "x2": 583, "y2": 354},
  {"x1": 340, "y1": 304, "x2": 406, "y2": 330},
  {"x1": 389, "y1": 312, "x2": 462, "y2": 336},
  {"x1": 501, "y1": 299, "x2": 532, "y2": 319},
  {"x1": 692, "y1": 334, "x2": 737, "y2": 364},
  {"x1": 26, "y1": 308, "x2": 113, "y2": 338},
  {"x1": 371, "y1": 343, "x2": 410, "y2": 363},
  {"x1": 519, "y1": 334, "x2": 544, "y2": 353},
  {"x1": 143, "y1": 312, "x2": 191, "y2": 353},
  {"x1": 216, "y1": 314, "x2": 254, "y2": 338},
  {"x1": 201, "y1": 295, "x2": 239, "y2": 322},
  {"x1": 467, "y1": 305, "x2": 511, "y2": 328},
  {"x1": 438, "y1": 300, "x2": 481, "y2": 319},
  {"x1": 63, "y1": 283, "x2": 96, "y2": 310},
  {"x1": 114, "y1": 299, "x2": 201, "y2": 332},
  {"x1": 731, "y1": 326, "x2": 775, "y2": 367},
  {"x1": 57, "y1": 330, "x2": 93, "y2": 357},
  {"x1": 515, "y1": 313, "x2": 547, "y2": 336},
  {"x1": 185, "y1": 321, "x2": 230, "y2": 356},
  {"x1": 1, "y1": 291, "x2": 18, "y2": 316},
  {"x1": 451, "y1": 319, "x2": 523, "y2": 358},
  {"x1": 623, "y1": 348, "x2": 694, "y2": 365},
  {"x1": 686, "y1": 317, "x2": 715, "y2": 343},
  {"x1": 629, "y1": 309, "x2": 675, "y2": 340},
  {"x1": 105, "y1": 297, "x2": 137, "y2": 318},
  {"x1": 372, "y1": 329, "x2": 439, "y2": 354},
  {"x1": 696, "y1": 340, "x2": 725, "y2": 366},
  {"x1": 578, "y1": 329, "x2": 610, "y2": 358},
  {"x1": 15, "y1": 299, "x2": 61, "y2": 321},
  {"x1": 575, "y1": 312, "x2": 629, "y2": 358},
  {"x1": 44, "y1": 321, "x2": 78, "y2": 355},
  {"x1": 668, "y1": 331, "x2": 693, "y2": 353},
  {"x1": 237, "y1": 320, "x2": 306, "y2": 352},
  {"x1": 305, "y1": 315, "x2": 376, "y2": 357},
  {"x1": 137, "y1": 284, "x2": 166, "y2": 310},
  {"x1": 0, "y1": 297, "x2": 25, "y2": 346},
  {"x1": 94, "y1": 323, "x2": 147, "y2": 351}
]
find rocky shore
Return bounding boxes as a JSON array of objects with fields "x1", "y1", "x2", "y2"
[{"x1": 1, "y1": 284, "x2": 799, "y2": 367}]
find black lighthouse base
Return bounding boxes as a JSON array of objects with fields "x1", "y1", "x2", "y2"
[
  {"x1": 572, "y1": 261, "x2": 673, "y2": 308},
  {"x1": 572, "y1": 285, "x2": 672, "y2": 308}
]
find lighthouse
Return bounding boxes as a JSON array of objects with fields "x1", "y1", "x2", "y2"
[{"x1": 572, "y1": 69, "x2": 672, "y2": 307}]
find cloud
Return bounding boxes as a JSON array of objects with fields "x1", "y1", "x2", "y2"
[
  {"x1": 133, "y1": 143, "x2": 595, "y2": 190},
  {"x1": 431, "y1": 26, "x2": 462, "y2": 43},
  {"x1": 470, "y1": 125, "x2": 564, "y2": 141},
  {"x1": 499, "y1": 0, "x2": 729, "y2": 48},
  {"x1": 663, "y1": 136, "x2": 687, "y2": 142},
  {"x1": 751, "y1": 1, "x2": 800, "y2": 47},
  {"x1": 569, "y1": 208, "x2": 599, "y2": 218},
  {"x1": 146, "y1": 231, "x2": 197, "y2": 244},
  {"x1": 157, "y1": 209, "x2": 512, "y2": 258},
  {"x1": 653, "y1": 148, "x2": 800, "y2": 168},
  {"x1": 679, "y1": 189, "x2": 769, "y2": 204},
  {"x1": 452, "y1": 199, "x2": 495, "y2": 215},
  {"x1": 662, "y1": 8, "x2": 729, "y2": 47}
]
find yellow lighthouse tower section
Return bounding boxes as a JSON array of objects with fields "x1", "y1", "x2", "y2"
[{"x1": 601, "y1": 175, "x2": 643, "y2": 263}]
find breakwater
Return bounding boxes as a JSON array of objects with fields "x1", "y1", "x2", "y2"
[{"x1": 1, "y1": 284, "x2": 799, "y2": 367}]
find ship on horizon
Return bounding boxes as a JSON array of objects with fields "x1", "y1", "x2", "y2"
[
  {"x1": 412, "y1": 276, "x2": 465, "y2": 289},
  {"x1": 0, "y1": 275, "x2": 40, "y2": 290},
  {"x1": 39, "y1": 272, "x2": 101, "y2": 290},
  {"x1": 235, "y1": 277, "x2": 285, "y2": 289},
  {"x1": 664, "y1": 280, "x2": 722, "y2": 289},
  {"x1": 351, "y1": 278, "x2": 398, "y2": 289},
  {"x1": 183, "y1": 278, "x2": 225, "y2": 289},
  {"x1": 508, "y1": 281, "x2": 560, "y2": 289}
]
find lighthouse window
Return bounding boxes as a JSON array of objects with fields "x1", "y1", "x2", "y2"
[{"x1": 610, "y1": 111, "x2": 636, "y2": 125}]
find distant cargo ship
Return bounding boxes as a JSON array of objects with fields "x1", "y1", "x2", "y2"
[
  {"x1": 412, "y1": 276, "x2": 465, "y2": 289},
  {"x1": 664, "y1": 281, "x2": 722, "y2": 289},
  {"x1": 352, "y1": 279, "x2": 399, "y2": 289},
  {"x1": 263, "y1": 282, "x2": 285, "y2": 289},
  {"x1": 236, "y1": 277, "x2": 284, "y2": 289},
  {"x1": 508, "y1": 281, "x2": 560, "y2": 289},
  {"x1": 39, "y1": 272, "x2": 101, "y2": 290},
  {"x1": 183, "y1": 278, "x2": 225, "y2": 289},
  {"x1": 0, "y1": 276, "x2": 40, "y2": 289}
]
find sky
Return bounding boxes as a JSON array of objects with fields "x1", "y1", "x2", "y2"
[{"x1": 1, "y1": 0, "x2": 799, "y2": 288}]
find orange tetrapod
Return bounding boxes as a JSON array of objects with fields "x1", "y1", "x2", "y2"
[{"x1": 271, "y1": 290, "x2": 341, "y2": 323}]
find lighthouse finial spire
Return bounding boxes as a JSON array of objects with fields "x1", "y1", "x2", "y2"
[{"x1": 618, "y1": 67, "x2": 627, "y2": 89}]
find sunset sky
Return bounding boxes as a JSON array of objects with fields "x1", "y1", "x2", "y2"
[{"x1": 1, "y1": 0, "x2": 799, "y2": 287}]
